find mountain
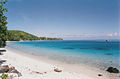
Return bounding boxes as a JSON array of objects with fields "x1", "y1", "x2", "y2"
[{"x1": 7, "y1": 30, "x2": 63, "y2": 41}]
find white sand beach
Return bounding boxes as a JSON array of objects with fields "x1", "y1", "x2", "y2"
[{"x1": 0, "y1": 48, "x2": 116, "y2": 79}]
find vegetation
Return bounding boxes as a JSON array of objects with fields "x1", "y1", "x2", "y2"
[
  {"x1": 7, "y1": 30, "x2": 63, "y2": 41},
  {"x1": 0, "y1": 74, "x2": 9, "y2": 79},
  {"x1": 0, "y1": 0, "x2": 8, "y2": 48},
  {"x1": 7, "y1": 30, "x2": 39, "y2": 41}
]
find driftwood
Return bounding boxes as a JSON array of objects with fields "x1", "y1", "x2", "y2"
[{"x1": 54, "y1": 68, "x2": 62, "y2": 72}]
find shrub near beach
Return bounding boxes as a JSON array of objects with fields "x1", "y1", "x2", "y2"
[{"x1": 0, "y1": 74, "x2": 9, "y2": 79}]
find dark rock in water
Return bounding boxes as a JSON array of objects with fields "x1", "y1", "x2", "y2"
[
  {"x1": 62, "y1": 48, "x2": 74, "y2": 49},
  {"x1": 105, "y1": 53, "x2": 113, "y2": 55},
  {"x1": 80, "y1": 47, "x2": 109, "y2": 50},
  {"x1": 98, "y1": 74, "x2": 102, "y2": 76},
  {"x1": 80, "y1": 48, "x2": 90, "y2": 49},
  {"x1": 94, "y1": 48, "x2": 109, "y2": 50},
  {"x1": 106, "y1": 67, "x2": 119, "y2": 73},
  {"x1": 54, "y1": 68, "x2": 62, "y2": 72}
]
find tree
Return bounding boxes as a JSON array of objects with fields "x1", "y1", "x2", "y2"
[{"x1": 0, "y1": 0, "x2": 8, "y2": 48}]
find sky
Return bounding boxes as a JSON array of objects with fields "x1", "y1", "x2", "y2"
[{"x1": 5, "y1": 0, "x2": 119, "y2": 39}]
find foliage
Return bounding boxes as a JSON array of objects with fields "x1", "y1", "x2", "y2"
[
  {"x1": 0, "y1": 0, "x2": 8, "y2": 48},
  {"x1": 7, "y1": 30, "x2": 39, "y2": 41},
  {"x1": 0, "y1": 74, "x2": 9, "y2": 79},
  {"x1": 7, "y1": 30, "x2": 63, "y2": 41}
]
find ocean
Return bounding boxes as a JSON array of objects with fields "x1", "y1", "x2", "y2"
[{"x1": 7, "y1": 40, "x2": 120, "y2": 70}]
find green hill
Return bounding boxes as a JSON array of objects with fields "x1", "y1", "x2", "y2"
[{"x1": 7, "y1": 30, "x2": 63, "y2": 41}]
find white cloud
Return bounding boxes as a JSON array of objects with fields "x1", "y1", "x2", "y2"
[
  {"x1": 107, "y1": 34, "x2": 113, "y2": 37},
  {"x1": 47, "y1": 33, "x2": 99, "y2": 38},
  {"x1": 113, "y1": 32, "x2": 118, "y2": 36},
  {"x1": 107, "y1": 32, "x2": 119, "y2": 37}
]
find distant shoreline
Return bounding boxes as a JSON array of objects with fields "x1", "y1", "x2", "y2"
[
  {"x1": 7, "y1": 30, "x2": 63, "y2": 41},
  {"x1": 6, "y1": 40, "x2": 63, "y2": 42}
]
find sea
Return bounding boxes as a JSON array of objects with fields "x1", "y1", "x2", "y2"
[{"x1": 7, "y1": 40, "x2": 120, "y2": 70}]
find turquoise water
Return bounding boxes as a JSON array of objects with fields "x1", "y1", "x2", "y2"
[{"x1": 7, "y1": 40, "x2": 120, "y2": 70}]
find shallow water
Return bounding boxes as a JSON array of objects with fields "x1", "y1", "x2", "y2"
[{"x1": 7, "y1": 40, "x2": 120, "y2": 70}]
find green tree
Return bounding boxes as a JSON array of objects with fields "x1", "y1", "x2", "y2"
[{"x1": 0, "y1": 0, "x2": 8, "y2": 48}]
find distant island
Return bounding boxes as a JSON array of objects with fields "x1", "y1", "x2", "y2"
[{"x1": 7, "y1": 30, "x2": 63, "y2": 41}]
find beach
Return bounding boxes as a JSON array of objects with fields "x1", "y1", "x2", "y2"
[
  {"x1": 0, "y1": 0, "x2": 119, "y2": 78},
  {"x1": 0, "y1": 47, "x2": 118, "y2": 79}
]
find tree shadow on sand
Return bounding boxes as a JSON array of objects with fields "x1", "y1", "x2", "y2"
[{"x1": 0, "y1": 60, "x2": 6, "y2": 65}]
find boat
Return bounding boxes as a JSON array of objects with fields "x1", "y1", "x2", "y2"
[{"x1": 106, "y1": 40, "x2": 110, "y2": 42}]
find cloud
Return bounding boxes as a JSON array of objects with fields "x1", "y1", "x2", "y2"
[
  {"x1": 113, "y1": 32, "x2": 118, "y2": 36},
  {"x1": 46, "y1": 33, "x2": 100, "y2": 38},
  {"x1": 46, "y1": 32, "x2": 120, "y2": 39},
  {"x1": 107, "y1": 33, "x2": 113, "y2": 37},
  {"x1": 107, "y1": 32, "x2": 119, "y2": 37}
]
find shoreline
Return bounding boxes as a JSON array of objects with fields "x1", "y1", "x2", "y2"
[
  {"x1": 6, "y1": 40, "x2": 63, "y2": 43},
  {"x1": 0, "y1": 47, "x2": 118, "y2": 79},
  {"x1": 6, "y1": 47, "x2": 108, "y2": 74}
]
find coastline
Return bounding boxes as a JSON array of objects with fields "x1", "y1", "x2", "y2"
[{"x1": 0, "y1": 47, "x2": 118, "y2": 79}]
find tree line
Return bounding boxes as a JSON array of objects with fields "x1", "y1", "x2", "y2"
[{"x1": 7, "y1": 30, "x2": 63, "y2": 41}]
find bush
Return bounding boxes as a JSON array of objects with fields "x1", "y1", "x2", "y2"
[{"x1": 0, "y1": 74, "x2": 9, "y2": 79}]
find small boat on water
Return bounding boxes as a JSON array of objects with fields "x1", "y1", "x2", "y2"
[{"x1": 106, "y1": 40, "x2": 110, "y2": 42}]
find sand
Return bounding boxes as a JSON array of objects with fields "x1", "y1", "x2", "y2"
[{"x1": 0, "y1": 48, "x2": 113, "y2": 79}]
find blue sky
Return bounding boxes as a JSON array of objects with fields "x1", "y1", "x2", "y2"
[{"x1": 6, "y1": 0, "x2": 119, "y2": 39}]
